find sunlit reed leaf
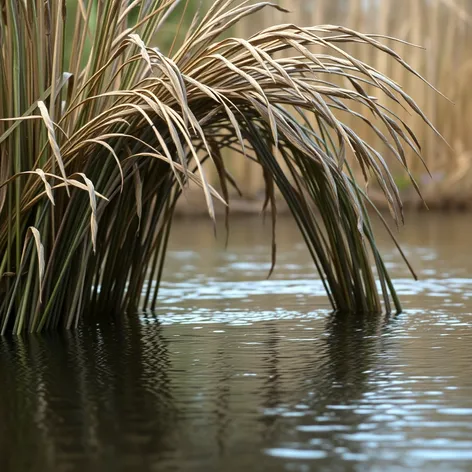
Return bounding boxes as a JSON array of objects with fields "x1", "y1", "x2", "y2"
[{"x1": 29, "y1": 227, "x2": 45, "y2": 303}]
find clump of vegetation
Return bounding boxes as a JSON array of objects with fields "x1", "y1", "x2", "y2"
[{"x1": 0, "y1": 0, "x2": 437, "y2": 334}]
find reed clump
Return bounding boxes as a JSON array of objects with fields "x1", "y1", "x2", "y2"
[{"x1": 0, "y1": 0, "x2": 437, "y2": 334}]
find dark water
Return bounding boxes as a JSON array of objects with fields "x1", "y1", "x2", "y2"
[{"x1": 1, "y1": 213, "x2": 471, "y2": 472}]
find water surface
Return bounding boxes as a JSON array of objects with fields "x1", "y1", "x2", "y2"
[{"x1": 1, "y1": 213, "x2": 471, "y2": 471}]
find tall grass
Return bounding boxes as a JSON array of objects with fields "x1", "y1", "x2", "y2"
[{"x1": 0, "y1": 0, "x2": 438, "y2": 334}]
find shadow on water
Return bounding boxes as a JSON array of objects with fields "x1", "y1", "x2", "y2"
[{"x1": 0, "y1": 311, "x2": 387, "y2": 472}]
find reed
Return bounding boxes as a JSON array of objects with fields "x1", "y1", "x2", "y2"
[
  {"x1": 0, "y1": 0, "x2": 437, "y2": 334},
  {"x1": 233, "y1": 0, "x2": 471, "y2": 204}
]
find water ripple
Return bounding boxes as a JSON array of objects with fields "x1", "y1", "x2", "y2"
[{"x1": 1, "y1": 215, "x2": 472, "y2": 472}]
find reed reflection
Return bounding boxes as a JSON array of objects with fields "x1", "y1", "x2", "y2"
[{"x1": 0, "y1": 315, "x2": 175, "y2": 472}]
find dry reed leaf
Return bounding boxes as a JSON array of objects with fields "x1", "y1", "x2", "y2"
[{"x1": 29, "y1": 227, "x2": 45, "y2": 303}]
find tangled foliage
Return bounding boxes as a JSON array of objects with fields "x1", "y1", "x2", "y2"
[{"x1": 0, "y1": 1, "x2": 437, "y2": 333}]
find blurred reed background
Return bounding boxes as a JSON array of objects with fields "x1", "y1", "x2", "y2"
[{"x1": 213, "y1": 0, "x2": 472, "y2": 209}]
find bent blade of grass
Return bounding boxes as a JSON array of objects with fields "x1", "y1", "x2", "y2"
[
  {"x1": 37, "y1": 101, "x2": 70, "y2": 195},
  {"x1": 29, "y1": 226, "x2": 45, "y2": 303}
]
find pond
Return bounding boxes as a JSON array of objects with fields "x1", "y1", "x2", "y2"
[{"x1": 1, "y1": 213, "x2": 471, "y2": 472}]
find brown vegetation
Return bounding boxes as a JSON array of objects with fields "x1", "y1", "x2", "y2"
[{"x1": 0, "y1": 0, "x2": 438, "y2": 333}]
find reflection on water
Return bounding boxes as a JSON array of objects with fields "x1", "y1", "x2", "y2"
[{"x1": 1, "y1": 213, "x2": 471, "y2": 472}]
